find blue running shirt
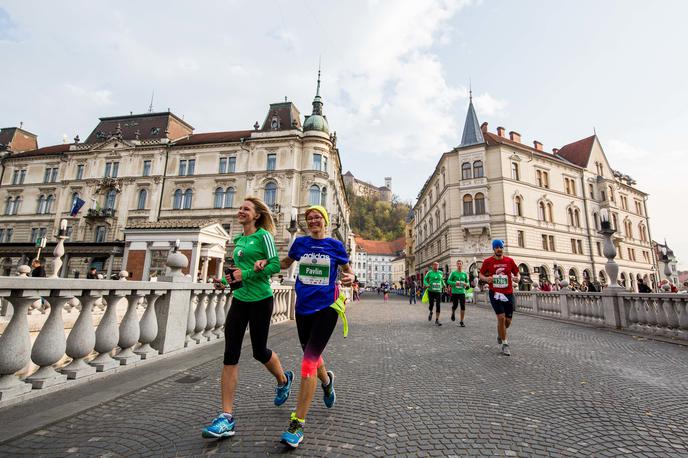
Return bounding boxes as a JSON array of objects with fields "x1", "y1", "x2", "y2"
[{"x1": 289, "y1": 236, "x2": 349, "y2": 315}]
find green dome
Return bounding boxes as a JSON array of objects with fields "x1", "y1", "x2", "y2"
[{"x1": 303, "y1": 114, "x2": 329, "y2": 133}]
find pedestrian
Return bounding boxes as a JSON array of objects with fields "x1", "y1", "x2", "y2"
[
  {"x1": 638, "y1": 279, "x2": 652, "y2": 293},
  {"x1": 86, "y1": 267, "x2": 98, "y2": 279},
  {"x1": 447, "y1": 260, "x2": 469, "y2": 327},
  {"x1": 272, "y1": 205, "x2": 354, "y2": 448},
  {"x1": 408, "y1": 279, "x2": 417, "y2": 304},
  {"x1": 424, "y1": 262, "x2": 445, "y2": 326},
  {"x1": 352, "y1": 280, "x2": 360, "y2": 301},
  {"x1": 201, "y1": 197, "x2": 294, "y2": 439},
  {"x1": 31, "y1": 259, "x2": 46, "y2": 278},
  {"x1": 383, "y1": 281, "x2": 390, "y2": 302},
  {"x1": 479, "y1": 240, "x2": 520, "y2": 356}
]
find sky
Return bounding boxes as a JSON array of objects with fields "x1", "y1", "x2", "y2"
[{"x1": 1, "y1": 0, "x2": 687, "y2": 268}]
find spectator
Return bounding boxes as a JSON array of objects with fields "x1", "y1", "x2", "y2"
[
  {"x1": 637, "y1": 279, "x2": 652, "y2": 293},
  {"x1": 86, "y1": 267, "x2": 98, "y2": 279},
  {"x1": 31, "y1": 259, "x2": 46, "y2": 278}
]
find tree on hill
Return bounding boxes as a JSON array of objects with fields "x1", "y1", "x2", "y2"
[{"x1": 347, "y1": 190, "x2": 411, "y2": 241}]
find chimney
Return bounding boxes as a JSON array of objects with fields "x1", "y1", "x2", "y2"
[
  {"x1": 480, "y1": 122, "x2": 488, "y2": 133},
  {"x1": 552, "y1": 148, "x2": 559, "y2": 155},
  {"x1": 533, "y1": 140, "x2": 543, "y2": 151},
  {"x1": 497, "y1": 126, "x2": 506, "y2": 137},
  {"x1": 509, "y1": 131, "x2": 521, "y2": 142}
]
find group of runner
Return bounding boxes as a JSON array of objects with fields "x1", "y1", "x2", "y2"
[
  {"x1": 201, "y1": 197, "x2": 354, "y2": 448},
  {"x1": 423, "y1": 239, "x2": 519, "y2": 356}
]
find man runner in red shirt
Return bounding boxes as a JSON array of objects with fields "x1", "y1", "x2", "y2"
[{"x1": 479, "y1": 239, "x2": 519, "y2": 356}]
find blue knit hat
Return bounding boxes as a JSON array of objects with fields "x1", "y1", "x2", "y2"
[{"x1": 492, "y1": 239, "x2": 505, "y2": 250}]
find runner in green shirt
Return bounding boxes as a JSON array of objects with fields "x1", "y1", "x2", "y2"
[
  {"x1": 423, "y1": 262, "x2": 445, "y2": 326},
  {"x1": 202, "y1": 197, "x2": 293, "y2": 439},
  {"x1": 447, "y1": 260, "x2": 469, "y2": 327}
]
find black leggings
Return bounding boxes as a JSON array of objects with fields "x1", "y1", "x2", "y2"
[
  {"x1": 428, "y1": 291, "x2": 441, "y2": 313},
  {"x1": 452, "y1": 293, "x2": 466, "y2": 311},
  {"x1": 223, "y1": 296, "x2": 274, "y2": 365},
  {"x1": 296, "y1": 306, "x2": 338, "y2": 378}
]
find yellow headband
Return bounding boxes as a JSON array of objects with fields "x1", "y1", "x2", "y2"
[{"x1": 305, "y1": 205, "x2": 329, "y2": 226}]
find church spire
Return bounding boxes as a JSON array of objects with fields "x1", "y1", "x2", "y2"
[
  {"x1": 312, "y1": 64, "x2": 323, "y2": 116},
  {"x1": 460, "y1": 89, "x2": 484, "y2": 147}
]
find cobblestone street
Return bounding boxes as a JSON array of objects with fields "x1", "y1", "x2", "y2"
[{"x1": 1, "y1": 294, "x2": 687, "y2": 457}]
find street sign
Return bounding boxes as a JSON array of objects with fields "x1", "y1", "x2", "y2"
[{"x1": 35, "y1": 237, "x2": 47, "y2": 248}]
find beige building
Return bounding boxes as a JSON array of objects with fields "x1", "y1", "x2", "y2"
[
  {"x1": 413, "y1": 95, "x2": 657, "y2": 291},
  {"x1": 0, "y1": 75, "x2": 351, "y2": 279},
  {"x1": 352, "y1": 236, "x2": 405, "y2": 287},
  {"x1": 343, "y1": 171, "x2": 392, "y2": 201},
  {"x1": 391, "y1": 254, "x2": 406, "y2": 287}
]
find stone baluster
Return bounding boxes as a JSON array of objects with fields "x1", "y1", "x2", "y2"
[
  {"x1": 115, "y1": 291, "x2": 146, "y2": 365},
  {"x1": 644, "y1": 298, "x2": 658, "y2": 334},
  {"x1": 17, "y1": 265, "x2": 31, "y2": 277},
  {"x1": 626, "y1": 297, "x2": 638, "y2": 330},
  {"x1": 62, "y1": 292, "x2": 103, "y2": 379},
  {"x1": 203, "y1": 291, "x2": 218, "y2": 340},
  {"x1": 26, "y1": 293, "x2": 76, "y2": 388},
  {"x1": 185, "y1": 293, "x2": 197, "y2": 347},
  {"x1": 135, "y1": 292, "x2": 163, "y2": 360},
  {"x1": 0, "y1": 294, "x2": 36, "y2": 400},
  {"x1": 675, "y1": 299, "x2": 688, "y2": 340},
  {"x1": 90, "y1": 291, "x2": 126, "y2": 372},
  {"x1": 192, "y1": 292, "x2": 208, "y2": 343},
  {"x1": 213, "y1": 292, "x2": 228, "y2": 338},
  {"x1": 662, "y1": 297, "x2": 678, "y2": 337}
]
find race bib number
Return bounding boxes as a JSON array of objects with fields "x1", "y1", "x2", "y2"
[
  {"x1": 298, "y1": 253, "x2": 330, "y2": 286},
  {"x1": 493, "y1": 274, "x2": 508, "y2": 289},
  {"x1": 432, "y1": 281, "x2": 441, "y2": 289}
]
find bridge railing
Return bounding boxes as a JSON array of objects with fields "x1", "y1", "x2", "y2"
[
  {"x1": 474, "y1": 289, "x2": 688, "y2": 341},
  {"x1": 0, "y1": 274, "x2": 295, "y2": 405}
]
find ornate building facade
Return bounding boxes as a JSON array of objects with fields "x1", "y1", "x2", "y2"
[
  {"x1": 0, "y1": 75, "x2": 351, "y2": 279},
  {"x1": 413, "y1": 95, "x2": 658, "y2": 292}
]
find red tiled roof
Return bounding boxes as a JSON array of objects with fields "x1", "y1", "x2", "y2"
[
  {"x1": 556, "y1": 135, "x2": 596, "y2": 168},
  {"x1": 355, "y1": 236, "x2": 405, "y2": 256},
  {"x1": 483, "y1": 132, "x2": 584, "y2": 167},
  {"x1": 7, "y1": 143, "x2": 72, "y2": 158},
  {"x1": 173, "y1": 130, "x2": 254, "y2": 146}
]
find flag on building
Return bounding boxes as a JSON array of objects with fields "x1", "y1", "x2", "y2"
[{"x1": 70, "y1": 197, "x2": 86, "y2": 216}]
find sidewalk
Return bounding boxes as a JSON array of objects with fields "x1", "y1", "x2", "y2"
[{"x1": 1, "y1": 295, "x2": 687, "y2": 457}]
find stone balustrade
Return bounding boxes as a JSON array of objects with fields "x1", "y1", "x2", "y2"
[
  {"x1": 474, "y1": 289, "x2": 688, "y2": 340},
  {"x1": 0, "y1": 277, "x2": 296, "y2": 405}
]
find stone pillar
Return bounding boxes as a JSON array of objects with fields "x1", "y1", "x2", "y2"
[
  {"x1": 142, "y1": 241, "x2": 153, "y2": 280},
  {"x1": 121, "y1": 241, "x2": 131, "y2": 272},
  {"x1": 189, "y1": 241, "x2": 200, "y2": 282},
  {"x1": 153, "y1": 247, "x2": 193, "y2": 353},
  {"x1": 61, "y1": 254, "x2": 70, "y2": 278},
  {"x1": 601, "y1": 288, "x2": 621, "y2": 329},
  {"x1": 201, "y1": 256, "x2": 210, "y2": 282},
  {"x1": 216, "y1": 258, "x2": 225, "y2": 279},
  {"x1": 106, "y1": 253, "x2": 115, "y2": 278}
]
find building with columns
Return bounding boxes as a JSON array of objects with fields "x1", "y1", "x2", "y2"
[
  {"x1": 413, "y1": 95, "x2": 658, "y2": 292},
  {"x1": 0, "y1": 74, "x2": 351, "y2": 279}
]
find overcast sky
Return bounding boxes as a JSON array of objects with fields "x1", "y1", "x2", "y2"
[{"x1": 1, "y1": 0, "x2": 686, "y2": 268}]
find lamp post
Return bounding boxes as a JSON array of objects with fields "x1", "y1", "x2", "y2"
[
  {"x1": 49, "y1": 219, "x2": 69, "y2": 278},
  {"x1": 598, "y1": 208, "x2": 622, "y2": 290},
  {"x1": 285, "y1": 208, "x2": 299, "y2": 284}
]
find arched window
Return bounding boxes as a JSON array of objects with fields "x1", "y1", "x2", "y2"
[
  {"x1": 474, "y1": 193, "x2": 485, "y2": 215},
  {"x1": 173, "y1": 189, "x2": 183, "y2": 210},
  {"x1": 574, "y1": 209, "x2": 581, "y2": 227},
  {"x1": 567, "y1": 208, "x2": 574, "y2": 225},
  {"x1": 547, "y1": 202, "x2": 553, "y2": 222},
  {"x1": 4, "y1": 197, "x2": 11, "y2": 215},
  {"x1": 321, "y1": 187, "x2": 327, "y2": 207},
  {"x1": 612, "y1": 213, "x2": 619, "y2": 231},
  {"x1": 473, "y1": 160, "x2": 484, "y2": 178},
  {"x1": 214, "y1": 187, "x2": 225, "y2": 209},
  {"x1": 593, "y1": 212, "x2": 600, "y2": 230},
  {"x1": 639, "y1": 224, "x2": 647, "y2": 242},
  {"x1": 511, "y1": 162, "x2": 520, "y2": 180},
  {"x1": 137, "y1": 189, "x2": 147, "y2": 210},
  {"x1": 71, "y1": 192, "x2": 80, "y2": 207},
  {"x1": 538, "y1": 201, "x2": 546, "y2": 221},
  {"x1": 625, "y1": 220, "x2": 633, "y2": 239},
  {"x1": 309, "y1": 184, "x2": 321, "y2": 205},
  {"x1": 224, "y1": 187, "x2": 235, "y2": 208},
  {"x1": 429, "y1": 217, "x2": 434, "y2": 233},
  {"x1": 264, "y1": 182, "x2": 277, "y2": 207},
  {"x1": 183, "y1": 189, "x2": 193, "y2": 209},
  {"x1": 463, "y1": 194, "x2": 473, "y2": 216},
  {"x1": 105, "y1": 189, "x2": 117, "y2": 210},
  {"x1": 514, "y1": 196, "x2": 523, "y2": 217},
  {"x1": 36, "y1": 195, "x2": 46, "y2": 214},
  {"x1": 461, "y1": 162, "x2": 472, "y2": 180},
  {"x1": 45, "y1": 195, "x2": 54, "y2": 214},
  {"x1": 12, "y1": 197, "x2": 20, "y2": 215}
]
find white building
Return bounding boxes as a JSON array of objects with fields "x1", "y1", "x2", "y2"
[
  {"x1": 352, "y1": 236, "x2": 404, "y2": 287},
  {"x1": 413, "y1": 94, "x2": 657, "y2": 291}
]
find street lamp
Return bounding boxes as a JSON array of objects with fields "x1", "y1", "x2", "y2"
[{"x1": 598, "y1": 208, "x2": 622, "y2": 289}]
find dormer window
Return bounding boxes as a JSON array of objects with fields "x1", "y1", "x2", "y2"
[
  {"x1": 150, "y1": 127, "x2": 161, "y2": 135},
  {"x1": 271, "y1": 117, "x2": 279, "y2": 130}
]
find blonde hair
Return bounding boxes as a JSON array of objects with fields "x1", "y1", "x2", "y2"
[{"x1": 244, "y1": 196, "x2": 276, "y2": 234}]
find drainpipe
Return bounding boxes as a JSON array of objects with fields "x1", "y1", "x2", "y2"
[
  {"x1": 580, "y1": 175, "x2": 597, "y2": 278},
  {"x1": 156, "y1": 141, "x2": 171, "y2": 220}
]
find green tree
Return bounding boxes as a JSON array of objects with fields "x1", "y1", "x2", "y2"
[{"x1": 347, "y1": 188, "x2": 411, "y2": 241}]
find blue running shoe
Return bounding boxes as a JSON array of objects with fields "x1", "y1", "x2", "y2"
[
  {"x1": 322, "y1": 370, "x2": 336, "y2": 408},
  {"x1": 201, "y1": 414, "x2": 235, "y2": 439},
  {"x1": 280, "y1": 417, "x2": 304, "y2": 448},
  {"x1": 274, "y1": 370, "x2": 294, "y2": 406}
]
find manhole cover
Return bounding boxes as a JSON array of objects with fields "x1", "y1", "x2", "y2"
[{"x1": 175, "y1": 375, "x2": 204, "y2": 384}]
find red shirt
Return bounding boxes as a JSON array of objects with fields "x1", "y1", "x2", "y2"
[{"x1": 480, "y1": 256, "x2": 519, "y2": 294}]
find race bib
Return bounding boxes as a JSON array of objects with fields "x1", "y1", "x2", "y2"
[
  {"x1": 493, "y1": 274, "x2": 508, "y2": 289},
  {"x1": 299, "y1": 253, "x2": 330, "y2": 286},
  {"x1": 432, "y1": 281, "x2": 441, "y2": 289}
]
